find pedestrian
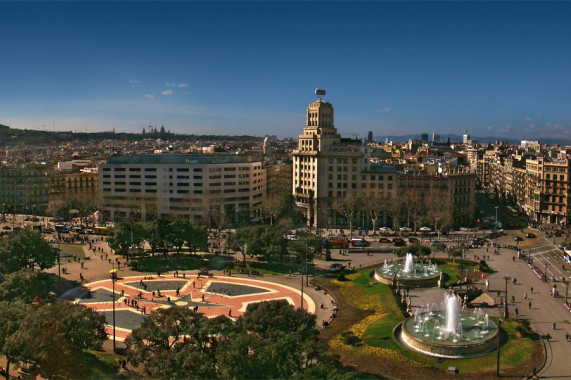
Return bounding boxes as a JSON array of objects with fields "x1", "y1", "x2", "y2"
[
  {"x1": 565, "y1": 333, "x2": 569, "y2": 342},
  {"x1": 524, "y1": 292, "x2": 527, "y2": 299},
  {"x1": 228, "y1": 309, "x2": 232, "y2": 317},
  {"x1": 531, "y1": 287, "x2": 534, "y2": 293},
  {"x1": 553, "y1": 322, "x2": 557, "y2": 330},
  {"x1": 515, "y1": 308, "x2": 519, "y2": 317},
  {"x1": 512, "y1": 295, "x2": 515, "y2": 303},
  {"x1": 529, "y1": 301, "x2": 532, "y2": 309}
]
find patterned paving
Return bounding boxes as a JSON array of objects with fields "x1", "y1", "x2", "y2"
[{"x1": 73, "y1": 274, "x2": 314, "y2": 341}]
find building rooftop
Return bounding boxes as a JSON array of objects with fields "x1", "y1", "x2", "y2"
[{"x1": 105, "y1": 153, "x2": 262, "y2": 165}]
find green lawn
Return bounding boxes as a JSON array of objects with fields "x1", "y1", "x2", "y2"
[
  {"x1": 81, "y1": 350, "x2": 120, "y2": 379},
  {"x1": 335, "y1": 268, "x2": 540, "y2": 377},
  {"x1": 51, "y1": 243, "x2": 85, "y2": 262}
]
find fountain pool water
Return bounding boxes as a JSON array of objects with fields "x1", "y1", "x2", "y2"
[
  {"x1": 396, "y1": 292, "x2": 500, "y2": 358},
  {"x1": 375, "y1": 254, "x2": 441, "y2": 287}
]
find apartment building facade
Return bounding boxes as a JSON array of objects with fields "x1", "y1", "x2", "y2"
[
  {"x1": 292, "y1": 92, "x2": 475, "y2": 229},
  {"x1": 0, "y1": 163, "x2": 49, "y2": 214},
  {"x1": 477, "y1": 150, "x2": 571, "y2": 226},
  {"x1": 99, "y1": 154, "x2": 266, "y2": 224}
]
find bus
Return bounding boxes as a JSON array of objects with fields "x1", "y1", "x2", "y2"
[
  {"x1": 94, "y1": 226, "x2": 108, "y2": 236},
  {"x1": 55, "y1": 224, "x2": 70, "y2": 233}
]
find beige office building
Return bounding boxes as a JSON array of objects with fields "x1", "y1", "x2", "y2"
[
  {"x1": 99, "y1": 154, "x2": 265, "y2": 224},
  {"x1": 292, "y1": 93, "x2": 397, "y2": 228}
]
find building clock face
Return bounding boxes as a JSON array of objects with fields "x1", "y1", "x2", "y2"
[{"x1": 315, "y1": 88, "x2": 326, "y2": 99}]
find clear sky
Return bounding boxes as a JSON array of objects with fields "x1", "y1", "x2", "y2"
[{"x1": 1, "y1": 1, "x2": 570, "y2": 141}]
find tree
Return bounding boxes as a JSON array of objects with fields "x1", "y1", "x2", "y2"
[
  {"x1": 262, "y1": 193, "x2": 288, "y2": 226},
  {"x1": 0, "y1": 269, "x2": 55, "y2": 303},
  {"x1": 395, "y1": 243, "x2": 431, "y2": 258},
  {"x1": 425, "y1": 191, "x2": 454, "y2": 237},
  {"x1": 125, "y1": 300, "x2": 345, "y2": 379},
  {"x1": 108, "y1": 222, "x2": 145, "y2": 259},
  {"x1": 0, "y1": 230, "x2": 54, "y2": 274},
  {"x1": 333, "y1": 192, "x2": 361, "y2": 234},
  {"x1": 0, "y1": 301, "x2": 26, "y2": 380},
  {"x1": 363, "y1": 196, "x2": 388, "y2": 235},
  {"x1": 8, "y1": 302, "x2": 107, "y2": 379},
  {"x1": 402, "y1": 190, "x2": 424, "y2": 233},
  {"x1": 126, "y1": 308, "x2": 228, "y2": 379},
  {"x1": 288, "y1": 233, "x2": 322, "y2": 263},
  {"x1": 183, "y1": 223, "x2": 208, "y2": 255}
]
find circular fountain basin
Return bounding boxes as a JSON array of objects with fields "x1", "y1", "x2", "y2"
[
  {"x1": 374, "y1": 262, "x2": 441, "y2": 287},
  {"x1": 396, "y1": 312, "x2": 499, "y2": 358}
]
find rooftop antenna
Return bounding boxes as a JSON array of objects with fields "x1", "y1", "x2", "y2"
[{"x1": 315, "y1": 88, "x2": 326, "y2": 100}]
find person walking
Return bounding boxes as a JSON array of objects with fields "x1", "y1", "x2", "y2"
[
  {"x1": 515, "y1": 308, "x2": 519, "y2": 317},
  {"x1": 553, "y1": 322, "x2": 557, "y2": 330},
  {"x1": 529, "y1": 301, "x2": 532, "y2": 309},
  {"x1": 524, "y1": 292, "x2": 528, "y2": 299}
]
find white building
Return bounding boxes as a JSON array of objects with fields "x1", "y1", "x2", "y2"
[{"x1": 99, "y1": 154, "x2": 265, "y2": 224}]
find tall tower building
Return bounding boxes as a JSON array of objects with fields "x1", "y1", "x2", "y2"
[
  {"x1": 367, "y1": 131, "x2": 373, "y2": 143},
  {"x1": 292, "y1": 89, "x2": 396, "y2": 228}
]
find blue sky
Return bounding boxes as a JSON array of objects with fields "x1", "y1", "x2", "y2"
[{"x1": 1, "y1": 1, "x2": 570, "y2": 141}]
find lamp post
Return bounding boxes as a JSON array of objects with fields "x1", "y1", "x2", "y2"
[
  {"x1": 52, "y1": 247, "x2": 61, "y2": 285},
  {"x1": 495, "y1": 206, "x2": 499, "y2": 231},
  {"x1": 545, "y1": 262, "x2": 549, "y2": 282},
  {"x1": 109, "y1": 268, "x2": 117, "y2": 352},
  {"x1": 504, "y1": 274, "x2": 510, "y2": 318},
  {"x1": 564, "y1": 278, "x2": 569, "y2": 305},
  {"x1": 496, "y1": 318, "x2": 503, "y2": 377}
]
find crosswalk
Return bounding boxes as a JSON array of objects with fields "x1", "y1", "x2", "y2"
[{"x1": 525, "y1": 244, "x2": 568, "y2": 281}]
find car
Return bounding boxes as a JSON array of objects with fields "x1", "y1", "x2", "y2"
[
  {"x1": 408, "y1": 237, "x2": 419, "y2": 244},
  {"x1": 393, "y1": 238, "x2": 405, "y2": 247},
  {"x1": 379, "y1": 237, "x2": 391, "y2": 243},
  {"x1": 328, "y1": 263, "x2": 346, "y2": 273},
  {"x1": 554, "y1": 230, "x2": 564, "y2": 236},
  {"x1": 2, "y1": 226, "x2": 11, "y2": 230},
  {"x1": 471, "y1": 240, "x2": 484, "y2": 247},
  {"x1": 525, "y1": 232, "x2": 536, "y2": 238},
  {"x1": 286, "y1": 234, "x2": 298, "y2": 241},
  {"x1": 514, "y1": 236, "x2": 523, "y2": 242},
  {"x1": 23, "y1": 217, "x2": 32, "y2": 221},
  {"x1": 351, "y1": 238, "x2": 370, "y2": 247},
  {"x1": 476, "y1": 237, "x2": 487, "y2": 243}
]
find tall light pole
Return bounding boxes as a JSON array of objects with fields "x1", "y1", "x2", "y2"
[
  {"x1": 496, "y1": 318, "x2": 503, "y2": 377},
  {"x1": 564, "y1": 278, "x2": 569, "y2": 305},
  {"x1": 495, "y1": 206, "x2": 499, "y2": 231},
  {"x1": 109, "y1": 268, "x2": 117, "y2": 352},
  {"x1": 504, "y1": 274, "x2": 510, "y2": 318}
]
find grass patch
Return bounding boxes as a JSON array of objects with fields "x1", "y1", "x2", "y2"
[
  {"x1": 51, "y1": 243, "x2": 85, "y2": 262},
  {"x1": 319, "y1": 268, "x2": 542, "y2": 379},
  {"x1": 80, "y1": 350, "x2": 120, "y2": 379}
]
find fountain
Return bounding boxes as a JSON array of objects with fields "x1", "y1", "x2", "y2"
[
  {"x1": 403, "y1": 253, "x2": 414, "y2": 273},
  {"x1": 396, "y1": 291, "x2": 500, "y2": 358},
  {"x1": 374, "y1": 254, "x2": 442, "y2": 287}
]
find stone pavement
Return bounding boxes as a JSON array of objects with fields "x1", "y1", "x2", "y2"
[{"x1": 467, "y1": 230, "x2": 571, "y2": 379}]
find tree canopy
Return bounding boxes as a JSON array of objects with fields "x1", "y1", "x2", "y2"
[
  {"x1": 0, "y1": 230, "x2": 54, "y2": 274},
  {"x1": 125, "y1": 300, "x2": 349, "y2": 379}
]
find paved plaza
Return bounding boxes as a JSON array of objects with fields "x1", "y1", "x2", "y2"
[{"x1": 67, "y1": 274, "x2": 315, "y2": 341}]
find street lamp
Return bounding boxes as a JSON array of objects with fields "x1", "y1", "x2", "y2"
[
  {"x1": 109, "y1": 268, "x2": 118, "y2": 352},
  {"x1": 495, "y1": 206, "x2": 499, "y2": 231},
  {"x1": 504, "y1": 274, "x2": 510, "y2": 318},
  {"x1": 496, "y1": 318, "x2": 503, "y2": 377},
  {"x1": 564, "y1": 278, "x2": 569, "y2": 305},
  {"x1": 52, "y1": 247, "x2": 61, "y2": 285}
]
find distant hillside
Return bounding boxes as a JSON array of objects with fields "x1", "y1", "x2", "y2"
[
  {"x1": 0, "y1": 124, "x2": 262, "y2": 146},
  {"x1": 374, "y1": 133, "x2": 571, "y2": 146}
]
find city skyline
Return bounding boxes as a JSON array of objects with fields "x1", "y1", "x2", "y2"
[{"x1": 2, "y1": 2, "x2": 571, "y2": 141}]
